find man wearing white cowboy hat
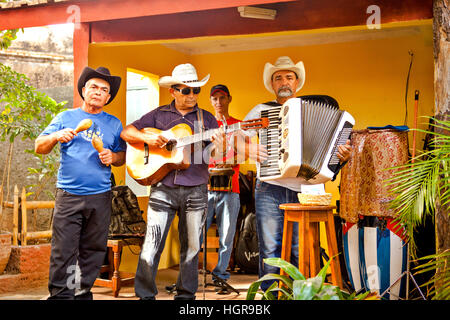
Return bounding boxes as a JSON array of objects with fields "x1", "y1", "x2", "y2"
[
  {"x1": 35, "y1": 66, "x2": 127, "y2": 299},
  {"x1": 121, "y1": 63, "x2": 229, "y2": 300},
  {"x1": 243, "y1": 56, "x2": 352, "y2": 293}
]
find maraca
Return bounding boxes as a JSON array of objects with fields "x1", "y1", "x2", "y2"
[
  {"x1": 74, "y1": 119, "x2": 93, "y2": 133},
  {"x1": 92, "y1": 136, "x2": 104, "y2": 152},
  {"x1": 92, "y1": 136, "x2": 109, "y2": 166}
]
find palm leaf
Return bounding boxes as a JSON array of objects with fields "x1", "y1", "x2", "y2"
[
  {"x1": 414, "y1": 250, "x2": 450, "y2": 300},
  {"x1": 385, "y1": 117, "x2": 449, "y2": 258}
]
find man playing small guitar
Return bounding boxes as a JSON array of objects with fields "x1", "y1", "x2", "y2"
[{"x1": 121, "y1": 63, "x2": 232, "y2": 300}]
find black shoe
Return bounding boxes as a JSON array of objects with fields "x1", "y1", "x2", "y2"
[
  {"x1": 74, "y1": 290, "x2": 93, "y2": 300},
  {"x1": 213, "y1": 279, "x2": 222, "y2": 291},
  {"x1": 217, "y1": 286, "x2": 230, "y2": 295},
  {"x1": 174, "y1": 295, "x2": 196, "y2": 300},
  {"x1": 213, "y1": 279, "x2": 230, "y2": 295},
  {"x1": 165, "y1": 283, "x2": 177, "y2": 294}
]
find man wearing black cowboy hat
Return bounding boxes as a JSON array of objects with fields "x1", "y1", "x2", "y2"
[{"x1": 35, "y1": 66, "x2": 126, "y2": 299}]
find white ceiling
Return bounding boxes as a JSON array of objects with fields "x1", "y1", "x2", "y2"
[{"x1": 161, "y1": 24, "x2": 430, "y2": 55}]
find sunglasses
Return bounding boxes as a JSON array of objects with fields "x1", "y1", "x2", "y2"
[{"x1": 173, "y1": 86, "x2": 201, "y2": 95}]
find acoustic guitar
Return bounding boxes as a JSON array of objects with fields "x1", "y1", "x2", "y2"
[{"x1": 126, "y1": 118, "x2": 268, "y2": 186}]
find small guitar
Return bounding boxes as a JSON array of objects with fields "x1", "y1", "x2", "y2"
[{"x1": 126, "y1": 118, "x2": 268, "y2": 186}]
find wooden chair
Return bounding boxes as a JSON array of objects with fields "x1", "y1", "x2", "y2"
[
  {"x1": 198, "y1": 223, "x2": 219, "y2": 271},
  {"x1": 279, "y1": 203, "x2": 343, "y2": 288},
  {"x1": 94, "y1": 237, "x2": 144, "y2": 297}
]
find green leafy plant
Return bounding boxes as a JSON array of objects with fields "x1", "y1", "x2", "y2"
[
  {"x1": 0, "y1": 25, "x2": 65, "y2": 237},
  {"x1": 246, "y1": 257, "x2": 374, "y2": 300},
  {"x1": 0, "y1": 2, "x2": 22, "y2": 51},
  {"x1": 25, "y1": 149, "x2": 61, "y2": 200},
  {"x1": 0, "y1": 29, "x2": 22, "y2": 51},
  {"x1": 0, "y1": 63, "x2": 67, "y2": 205},
  {"x1": 386, "y1": 116, "x2": 449, "y2": 299}
]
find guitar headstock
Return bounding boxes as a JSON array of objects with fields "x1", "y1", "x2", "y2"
[{"x1": 240, "y1": 118, "x2": 269, "y2": 131}]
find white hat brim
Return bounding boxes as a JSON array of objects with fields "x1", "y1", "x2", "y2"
[
  {"x1": 158, "y1": 74, "x2": 210, "y2": 88},
  {"x1": 263, "y1": 61, "x2": 305, "y2": 94}
]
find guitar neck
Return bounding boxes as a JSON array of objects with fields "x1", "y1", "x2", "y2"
[{"x1": 177, "y1": 122, "x2": 241, "y2": 147}]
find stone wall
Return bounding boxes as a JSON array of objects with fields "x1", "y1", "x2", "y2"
[{"x1": 0, "y1": 25, "x2": 73, "y2": 232}]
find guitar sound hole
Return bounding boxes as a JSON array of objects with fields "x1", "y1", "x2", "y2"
[{"x1": 165, "y1": 139, "x2": 177, "y2": 151}]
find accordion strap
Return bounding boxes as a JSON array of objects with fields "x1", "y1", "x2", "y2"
[
  {"x1": 263, "y1": 96, "x2": 340, "y2": 109},
  {"x1": 262, "y1": 101, "x2": 282, "y2": 107}
]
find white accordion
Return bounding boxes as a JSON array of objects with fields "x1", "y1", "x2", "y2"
[{"x1": 258, "y1": 97, "x2": 355, "y2": 184}]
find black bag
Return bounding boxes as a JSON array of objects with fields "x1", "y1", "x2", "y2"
[
  {"x1": 109, "y1": 185, "x2": 146, "y2": 238},
  {"x1": 234, "y1": 212, "x2": 259, "y2": 274},
  {"x1": 238, "y1": 172, "x2": 254, "y2": 211}
]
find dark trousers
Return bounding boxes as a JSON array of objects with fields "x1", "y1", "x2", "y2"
[{"x1": 48, "y1": 189, "x2": 111, "y2": 300}]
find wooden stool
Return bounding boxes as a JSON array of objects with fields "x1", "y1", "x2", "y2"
[
  {"x1": 279, "y1": 203, "x2": 343, "y2": 288},
  {"x1": 94, "y1": 238, "x2": 143, "y2": 297}
]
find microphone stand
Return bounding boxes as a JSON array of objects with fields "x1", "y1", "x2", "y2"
[
  {"x1": 201, "y1": 212, "x2": 239, "y2": 298},
  {"x1": 381, "y1": 91, "x2": 425, "y2": 301},
  {"x1": 201, "y1": 118, "x2": 240, "y2": 298}
]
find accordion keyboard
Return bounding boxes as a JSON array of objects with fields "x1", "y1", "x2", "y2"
[{"x1": 259, "y1": 106, "x2": 282, "y2": 178}]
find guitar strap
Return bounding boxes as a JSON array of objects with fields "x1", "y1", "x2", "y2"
[
  {"x1": 196, "y1": 108, "x2": 205, "y2": 133},
  {"x1": 196, "y1": 108, "x2": 205, "y2": 148}
]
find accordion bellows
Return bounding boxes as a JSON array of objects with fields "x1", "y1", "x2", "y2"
[
  {"x1": 297, "y1": 193, "x2": 332, "y2": 206},
  {"x1": 258, "y1": 98, "x2": 355, "y2": 184}
]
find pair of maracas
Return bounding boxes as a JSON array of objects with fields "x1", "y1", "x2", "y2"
[{"x1": 74, "y1": 119, "x2": 108, "y2": 166}]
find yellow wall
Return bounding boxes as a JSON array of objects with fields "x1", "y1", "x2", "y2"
[
  {"x1": 88, "y1": 20, "x2": 434, "y2": 272},
  {"x1": 89, "y1": 44, "x2": 190, "y2": 272}
]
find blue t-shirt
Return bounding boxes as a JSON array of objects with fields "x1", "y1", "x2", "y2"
[{"x1": 40, "y1": 108, "x2": 126, "y2": 195}]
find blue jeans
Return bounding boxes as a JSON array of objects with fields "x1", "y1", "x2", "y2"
[
  {"x1": 254, "y1": 179, "x2": 299, "y2": 291},
  {"x1": 205, "y1": 191, "x2": 240, "y2": 280},
  {"x1": 134, "y1": 183, "x2": 207, "y2": 300}
]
